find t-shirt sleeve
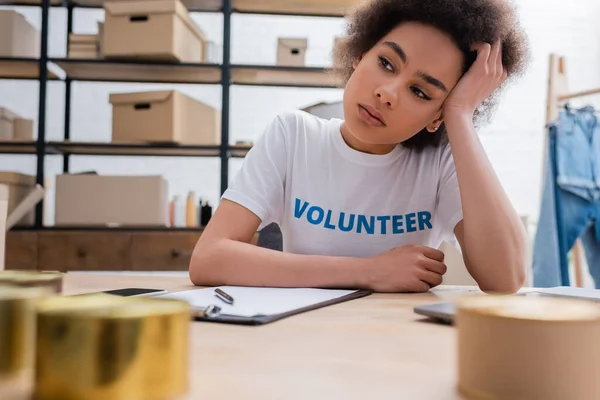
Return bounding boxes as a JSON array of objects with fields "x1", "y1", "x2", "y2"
[
  {"x1": 436, "y1": 143, "x2": 463, "y2": 235},
  {"x1": 221, "y1": 115, "x2": 287, "y2": 230}
]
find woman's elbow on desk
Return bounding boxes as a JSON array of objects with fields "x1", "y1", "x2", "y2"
[
  {"x1": 474, "y1": 255, "x2": 527, "y2": 295},
  {"x1": 188, "y1": 239, "x2": 219, "y2": 287}
]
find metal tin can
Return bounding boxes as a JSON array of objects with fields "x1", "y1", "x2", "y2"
[
  {"x1": 0, "y1": 285, "x2": 54, "y2": 399},
  {"x1": 457, "y1": 294, "x2": 600, "y2": 400},
  {"x1": 34, "y1": 293, "x2": 190, "y2": 400}
]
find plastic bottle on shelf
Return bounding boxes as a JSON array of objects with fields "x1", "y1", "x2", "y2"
[
  {"x1": 169, "y1": 198, "x2": 175, "y2": 227},
  {"x1": 186, "y1": 191, "x2": 197, "y2": 227},
  {"x1": 200, "y1": 200, "x2": 212, "y2": 226},
  {"x1": 197, "y1": 197, "x2": 203, "y2": 226},
  {"x1": 173, "y1": 195, "x2": 184, "y2": 228}
]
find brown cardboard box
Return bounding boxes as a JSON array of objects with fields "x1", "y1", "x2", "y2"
[
  {"x1": 54, "y1": 174, "x2": 169, "y2": 227},
  {"x1": 14, "y1": 118, "x2": 34, "y2": 141},
  {"x1": 0, "y1": 11, "x2": 40, "y2": 58},
  {"x1": 0, "y1": 108, "x2": 18, "y2": 140},
  {"x1": 103, "y1": 0, "x2": 208, "y2": 63},
  {"x1": 0, "y1": 172, "x2": 35, "y2": 226},
  {"x1": 109, "y1": 90, "x2": 220, "y2": 145},
  {"x1": 277, "y1": 38, "x2": 307, "y2": 67}
]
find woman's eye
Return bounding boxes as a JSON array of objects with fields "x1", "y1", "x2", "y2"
[
  {"x1": 411, "y1": 87, "x2": 431, "y2": 101},
  {"x1": 378, "y1": 56, "x2": 394, "y2": 72}
]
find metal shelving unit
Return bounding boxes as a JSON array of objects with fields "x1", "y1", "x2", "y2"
[{"x1": 1, "y1": 0, "x2": 347, "y2": 229}]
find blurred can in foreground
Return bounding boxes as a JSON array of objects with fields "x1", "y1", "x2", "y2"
[
  {"x1": 0, "y1": 285, "x2": 53, "y2": 399},
  {"x1": 457, "y1": 294, "x2": 600, "y2": 400},
  {"x1": 34, "y1": 293, "x2": 190, "y2": 400}
]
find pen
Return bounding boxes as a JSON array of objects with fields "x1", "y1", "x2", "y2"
[{"x1": 214, "y1": 288, "x2": 235, "y2": 305}]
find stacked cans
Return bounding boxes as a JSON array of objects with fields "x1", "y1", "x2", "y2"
[{"x1": 0, "y1": 270, "x2": 190, "y2": 400}]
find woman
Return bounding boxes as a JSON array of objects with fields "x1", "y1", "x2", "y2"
[{"x1": 190, "y1": 0, "x2": 530, "y2": 293}]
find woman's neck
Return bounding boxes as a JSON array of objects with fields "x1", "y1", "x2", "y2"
[{"x1": 340, "y1": 121, "x2": 397, "y2": 155}]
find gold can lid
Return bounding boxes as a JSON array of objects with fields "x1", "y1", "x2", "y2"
[
  {"x1": 37, "y1": 293, "x2": 189, "y2": 319},
  {"x1": 456, "y1": 295, "x2": 600, "y2": 322},
  {"x1": 0, "y1": 270, "x2": 63, "y2": 283},
  {"x1": 0, "y1": 284, "x2": 53, "y2": 300},
  {"x1": 90, "y1": 297, "x2": 190, "y2": 319},
  {"x1": 36, "y1": 293, "x2": 128, "y2": 315}
]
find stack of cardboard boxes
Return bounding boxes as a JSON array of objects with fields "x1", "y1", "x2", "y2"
[
  {"x1": 68, "y1": 31, "x2": 101, "y2": 59},
  {"x1": 54, "y1": 0, "x2": 220, "y2": 227},
  {"x1": 0, "y1": 1, "x2": 220, "y2": 227}
]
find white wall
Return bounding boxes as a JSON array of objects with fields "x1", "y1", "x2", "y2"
[{"x1": 1, "y1": 0, "x2": 600, "y2": 227}]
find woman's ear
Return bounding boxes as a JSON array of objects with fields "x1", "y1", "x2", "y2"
[
  {"x1": 426, "y1": 111, "x2": 444, "y2": 133},
  {"x1": 352, "y1": 55, "x2": 363, "y2": 69}
]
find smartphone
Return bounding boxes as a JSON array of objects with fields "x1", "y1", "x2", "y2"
[{"x1": 102, "y1": 288, "x2": 167, "y2": 297}]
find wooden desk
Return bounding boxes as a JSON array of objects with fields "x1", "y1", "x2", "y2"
[{"x1": 30, "y1": 273, "x2": 479, "y2": 399}]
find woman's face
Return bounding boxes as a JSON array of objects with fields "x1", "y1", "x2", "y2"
[{"x1": 342, "y1": 22, "x2": 465, "y2": 152}]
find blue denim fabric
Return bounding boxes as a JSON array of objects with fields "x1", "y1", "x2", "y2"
[
  {"x1": 533, "y1": 109, "x2": 600, "y2": 288},
  {"x1": 555, "y1": 106, "x2": 600, "y2": 202}
]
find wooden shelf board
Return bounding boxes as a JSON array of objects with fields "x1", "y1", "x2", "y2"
[
  {"x1": 0, "y1": 141, "x2": 38, "y2": 154},
  {"x1": 0, "y1": 58, "x2": 59, "y2": 81},
  {"x1": 231, "y1": 65, "x2": 342, "y2": 88},
  {"x1": 51, "y1": 58, "x2": 222, "y2": 84},
  {"x1": 47, "y1": 142, "x2": 252, "y2": 158},
  {"x1": 230, "y1": 144, "x2": 252, "y2": 158},
  {"x1": 232, "y1": 0, "x2": 360, "y2": 17},
  {"x1": 48, "y1": 141, "x2": 222, "y2": 157}
]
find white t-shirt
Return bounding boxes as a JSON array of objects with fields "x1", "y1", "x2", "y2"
[{"x1": 223, "y1": 110, "x2": 463, "y2": 257}]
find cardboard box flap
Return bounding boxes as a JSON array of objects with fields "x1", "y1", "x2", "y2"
[
  {"x1": 109, "y1": 90, "x2": 174, "y2": 106},
  {"x1": 0, "y1": 108, "x2": 19, "y2": 122},
  {"x1": 104, "y1": 0, "x2": 182, "y2": 17},
  {"x1": 104, "y1": 0, "x2": 207, "y2": 42},
  {"x1": 279, "y1": 38, "x2": 308, "y2": 50},
  {"x1": 0, "y1": 171, "x2": 35, "y2": 186}
]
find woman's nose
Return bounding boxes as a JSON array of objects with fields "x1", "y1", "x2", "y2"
[{"x1": 375, "y1": 88, "x2": 396, "y2": 108}]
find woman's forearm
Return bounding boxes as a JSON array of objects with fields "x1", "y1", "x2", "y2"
[
  {"x1": 189, "y1": 238, "x2": 366, "y2": 289},
  {"x1": 444, "y1": 112, "x2": 528, "y2": 293}
]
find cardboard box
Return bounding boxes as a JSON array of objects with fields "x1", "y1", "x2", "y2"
[
  {"x1": 0, "y1": 172, "x2": 36, "y2": 226},
  {"x1": 277, "y1": 38, "x2": 307, "y2": 67},
  {"x1": 302, "y1": 101, "x2": 343, "y2": 120},
  {"x1": 0, "y1": 108, "x2": 18, "y2": 140},
  {"x1": 0, "y1": 11, "x2": 40, "y2": 58},
  {"x1": 109, "y1": 90, "x2": 221, "y2": 145},
  {"x1": 14, "y1": 118, "x2": 34, "y2": 141},
  {"x1": 55, "y1": 174, "x2": 168, "y2": 227},
  {"x1": 103, "y1": 0, "x2": 207, "y2": 62}
]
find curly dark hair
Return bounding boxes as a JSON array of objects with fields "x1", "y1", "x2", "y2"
[{"x1": 333, "y1": 0, "x2": 530, "y2": 151}]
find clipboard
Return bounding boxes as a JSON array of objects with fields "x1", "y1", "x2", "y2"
[{"x1": 156, "y1": 287, "x2": 372, "y2": 326}]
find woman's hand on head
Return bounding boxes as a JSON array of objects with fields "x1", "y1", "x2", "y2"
[{"x1": 442, "y1": 40, "x2": 508, "y2": 118}]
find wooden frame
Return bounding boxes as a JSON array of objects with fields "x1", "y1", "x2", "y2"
[{"x1": 545, "y1": 54, "x2": 600, "y2": 287}]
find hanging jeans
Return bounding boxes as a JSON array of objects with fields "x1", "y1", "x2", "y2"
[{"x1": 532, "y1": 108, "x2": 600, "y2": 288}]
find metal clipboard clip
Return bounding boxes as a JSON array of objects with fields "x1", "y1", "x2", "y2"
[{"x1": 190, "y1": 304, "x2": 222, "y2": 320}]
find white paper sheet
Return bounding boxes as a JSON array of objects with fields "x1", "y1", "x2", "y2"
[
  {"x1": 531, "y1": 286, "x2": 600, "y2": 301},
  {"x1": 156, "y1": 286, "x2": 358, "y2": 317}
]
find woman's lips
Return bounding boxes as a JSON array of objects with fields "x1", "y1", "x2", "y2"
[{"x1": 358, "y1": 104, "x2": 386, "y2": 127}]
